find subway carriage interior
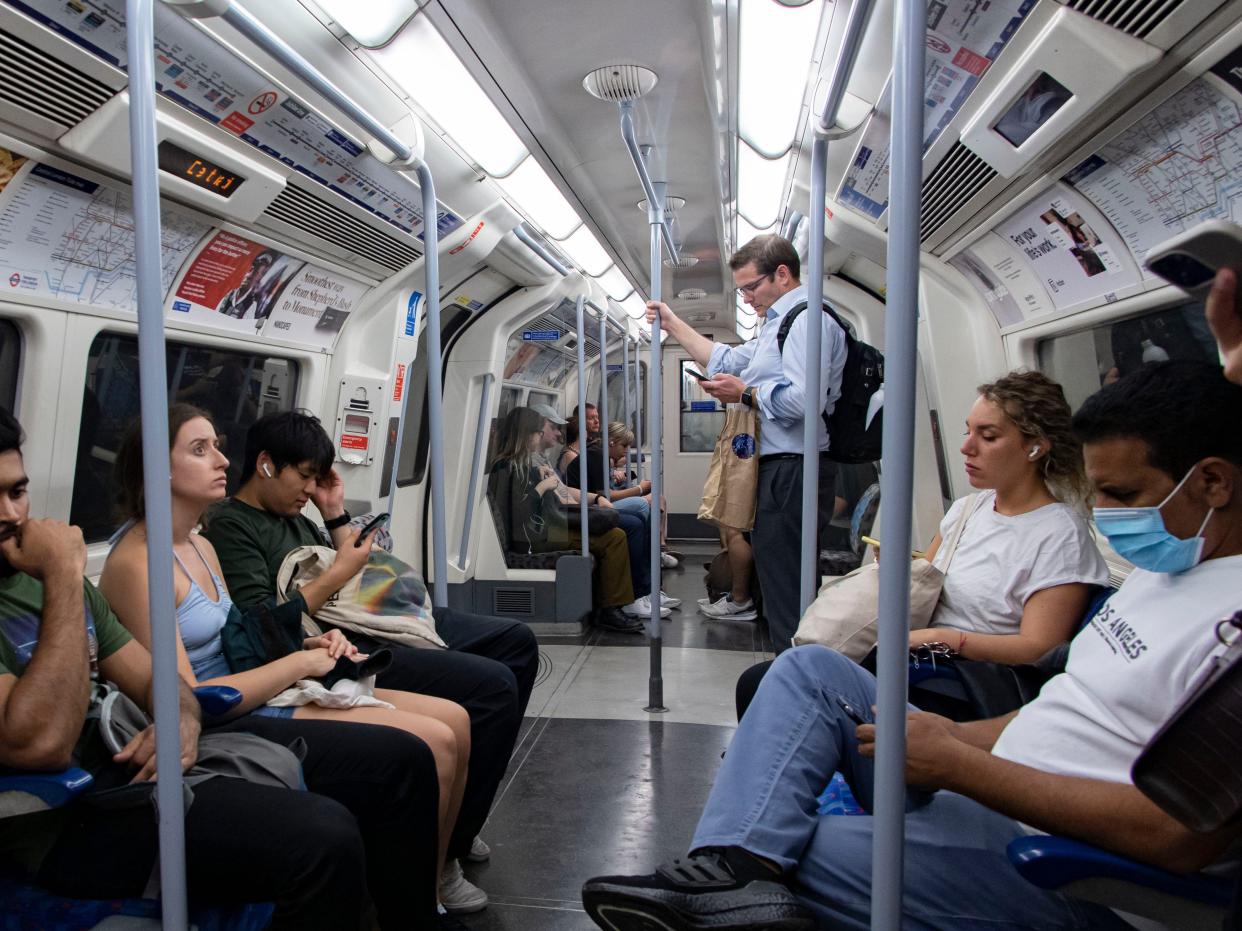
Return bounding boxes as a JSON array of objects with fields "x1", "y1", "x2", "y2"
[{"x1": 0, "y1": 0, "x2": 1237, "y2": 927}]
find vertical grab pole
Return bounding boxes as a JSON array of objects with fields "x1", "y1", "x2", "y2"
[
  {"x1": 800, "y1": 137, "x2": 828, "y2": 616},
  {"x1": 416, "y1": 165, "x2": 448, "y2": 608},
  {"x1": 127, "y1": 2, "x2": 187, "y2": 927},
  {"x1": 575, "y1": 295, "x2": 590, "y2": 558},
  {"x1": 598, "y1": 315, "x2": 610, "y2": 496},
  {"x1": 635, "y1": 348, "x2": 645, "y2": 483},
  {"x1": 622, "y1": 335, "x2": 632, "y2": 435},
  {"x1": 458, "y1": 373, "x2": 495, "y2": 568},
  {"x1": 872, "y1": 0, "x2": 925, "y2": 923},
  {"x1": 645, "y1": 183, "x2": 667, "y2": 712}
]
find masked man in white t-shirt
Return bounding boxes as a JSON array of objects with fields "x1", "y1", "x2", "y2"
[{"x1": 582, "y1": 360, "x2": 1242, "y2": 931}]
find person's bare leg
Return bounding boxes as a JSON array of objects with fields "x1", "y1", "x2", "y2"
[
  {"x1": 724, "y1": 527, "x2": 752, "y2": 603},
  {"x1": 293, "y1": 696, "x2": 467, "y2": 880}
]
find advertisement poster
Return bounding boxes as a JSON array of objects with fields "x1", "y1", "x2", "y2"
[
  {"x1": 169, "y1": 230, "x2": 366, "y2": 348},
  {"x1": 839, "y1": 0, "x2": 1036, "y2": 219},
  {"x1": 0, "y1": 148, "x2": 26, "y2": 194},
  {"x1": 8, "y1": 0, "x2": 462, "y2": 241},
  {"x1": 996, "y1": 184, "x2": 1140, "y2": 309},
  {"x1": 948, "y1": 231, "x2": 1053, "y2": 327}
]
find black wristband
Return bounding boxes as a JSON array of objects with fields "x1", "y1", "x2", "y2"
[{"x1": 323, "y1": 511, "x2": 352, "y2": 531}]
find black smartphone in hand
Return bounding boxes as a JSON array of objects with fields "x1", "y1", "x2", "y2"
[
  {"x1": 685, "y1": 368, "x2": 709, "y2": 381},
  {"x1": 835, "y1": 694, "x2": 869, "y2": 726},
  {"x1": 354, "y1": 512, "x2": 390, "y2": 547}
]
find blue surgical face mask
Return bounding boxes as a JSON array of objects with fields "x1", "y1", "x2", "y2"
[{"x1": 1094, "y1": 466, "x2": 1214, "y2": 574}]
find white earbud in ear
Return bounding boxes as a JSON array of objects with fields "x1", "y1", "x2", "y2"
[
  {"x1": 261, "y1": 463, "x2": 273, "y2": 478},
  {"x1": 1028, "y1": 446, "x2": 1041, "y2": 460}
]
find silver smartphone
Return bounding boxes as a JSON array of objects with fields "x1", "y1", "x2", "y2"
[{"x1": 1144, "y1": 220, "x2": 1242, "y2": 295}]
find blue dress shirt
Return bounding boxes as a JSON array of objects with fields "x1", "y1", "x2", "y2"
[{"x1": 706, "y1": 284, "x2": 847, "y2": 455}]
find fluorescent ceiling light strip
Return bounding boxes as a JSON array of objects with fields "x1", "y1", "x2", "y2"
[
  {"x1": 598, "y1": 266, "x2": 635, "y2": 300},
  {"x1": 737, "y1": 143, "x2": 790, "y2": 231},
  {"x1": 734, "y1": 214, "x2": 779, "y2": 252},
  {"x1": 559, "y1": 226, "x2": 613, "y2": 276},
  {"x1": 312, "y1": 0, "x2": 419, "y2": 47},
  {"x1": 738, "y1": 0, "x2": 822, "y2": 156},
  {"x1": 371, "y1": 16, "x2": 526, "y2": 176},
  {"x1": 494, "y1": 156, "x2": 582, "y2": 240},
  {"x1": 621, "y1": 294, "x2": 647, "y2": 319}
]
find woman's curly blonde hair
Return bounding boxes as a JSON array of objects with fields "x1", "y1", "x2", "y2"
[{"x1": 977, "y1": 370, "x2": 1092, "y2": 510}]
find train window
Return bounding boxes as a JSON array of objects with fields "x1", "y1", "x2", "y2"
[
  {"x1": 0, "y1": 320, "x2": 18, "y2": 413},
  {"x1": 1036, "y1": 298, "x2": 1219, "y2": 412},
  {"x1": 71, "y1": 333, "x2": 299, "y2": 543},
  {"x1": 680, "y1": 359, "x2": 723, "y2": 452},
  {"x1": 528, "y1": 389, "x2": 558, "y2": 412}
]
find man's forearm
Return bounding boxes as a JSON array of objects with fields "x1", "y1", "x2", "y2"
[
  {"x1": 944, "y1": 745, "x2": 1228, "y2": 871},
  {"x1": 0, "y1": 569, "x2": 90, "y2": 766},
  {"x1": 953, "y1": 711, "x2": 1017, "y2": 751},
  {"x1": 662, "y1": 316, "x2": 715, "y2": 369}
]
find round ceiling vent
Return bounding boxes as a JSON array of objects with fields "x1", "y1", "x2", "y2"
[
  {"x1": 637, "y1": 195, "x2": 686, "y2": 214},
  {"x1": 664, "y1": 255, "x2": 700, "y2": 269},
  {"x1": 678, "y1": 288, "x2": 708, "y2": 300},
  {"x1": 583, "y1": 65, "x2": 659, "y2": 102}
]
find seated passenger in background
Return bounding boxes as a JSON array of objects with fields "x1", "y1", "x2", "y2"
[
  {"x1": 582, "y1": 361, "x2": 1242, "y2": 931},
  {"x1": 488, "y1": 407, "x2": 640, "y2": 632},
  {"x1": 0, "y1": 407, "x2": 387, "y2": 931},
  {"x1": 567, "y1": 422, "x2": 679, "y2": 619},
  {"x1": 201, "y1": 410, "x2": 538, "y2": 912},
  {"x1": 99, "y1": 404, "x2": 471, "y2": 897}
]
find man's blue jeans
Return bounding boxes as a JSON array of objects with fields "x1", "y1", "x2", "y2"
[{"x1": 691, "y1": 646, "x2": 1131, "y2": 930}]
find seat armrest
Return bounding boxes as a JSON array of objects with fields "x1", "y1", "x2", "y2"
[
  {"x1": 908, "y1": 657, "x2": 961, "y2": 687},
  {"x1": 193, "y1": 685, "x2": 242, "y2": 718},
  {"x1": 0, "y1": 767, "x2": 93, "y2": 815},
  {"x1": 1007, "y1": 835, "x2": 1232, "y2": 907}
]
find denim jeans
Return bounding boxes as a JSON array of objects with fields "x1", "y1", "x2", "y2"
[{"x1": 692, "y1": 646, "x2": 1131, "y2": 930}]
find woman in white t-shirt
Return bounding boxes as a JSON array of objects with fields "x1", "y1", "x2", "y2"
[{"x1": 910, "y1": 371, "x2": 1109, "y2": 664}]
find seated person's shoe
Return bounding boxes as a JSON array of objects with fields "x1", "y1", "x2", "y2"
[
  {"x1": 699, "y1": 596, "x2": 758, "y2": 621},
  {"x1": 623, "y1": 595, "x2": 672, "y2": 619},
  {"x1": 659, "y1": 590, "x2": 682, "y2": 609},
  {"x1": 660, "y1": 551, "x2": 681, "y2": 569},
  {"x1": 440, "y1": 859, "x2": 488, "y2": 914},
  {"x1": 596, "y1": 606, "x2": 646, "y2": 632},
  {"x1": 467, "y1": 834, "x2": 491, "y2": 862},
  {"x1": 582, "y1": 850, "x2": 814, "y2": 931}
]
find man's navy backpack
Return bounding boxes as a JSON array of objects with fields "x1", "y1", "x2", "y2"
[{"x1": 777, "y1": 299, "x2": 884, "y2": 464}]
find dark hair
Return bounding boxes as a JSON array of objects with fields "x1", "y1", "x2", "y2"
[
  {"x1": 1073, "y1": 361, "x2": 1242, "y2": 478},
  {"x1": 572, "y1": 403, "x2": 597, "y2": 418},
  {"x1": 0, "y1": 406, "x2": 23, "y2": 456},
  {"x1": 564, "y1": 417, "x2": 580, "y2": 447},
  {"x1": 241, "y1": 410, "x2": 335, "y2": 484},
  {"x1": 115, "y1": 403, "x2": 213, "y2": 520},
  {"x1": 493, "y1": 406, "x2": 545, "y2": 479},
  {"x1": 729, "y1": 234, "x2": 800, "y2": 280}
]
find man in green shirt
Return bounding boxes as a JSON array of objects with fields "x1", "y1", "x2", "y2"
[
  {"x1": 0, "y1": 407, "x2": 442, "y2": 930},
  {"x1": 203, "y1": 409, "x2": 538, "y2": 887}
]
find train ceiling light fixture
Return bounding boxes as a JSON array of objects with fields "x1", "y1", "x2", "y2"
[
  {"x1": 311, "y1": 0, "x2": 420, "y2": 47},
  {"x1": 582, "y1": 65, "x2": 660, "y2": 102}
]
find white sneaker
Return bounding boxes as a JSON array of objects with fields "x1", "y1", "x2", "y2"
[
  {"x1": 700, "y1": 596, "x2": 758, "y2": 621},
  {"x1": 660, "y1": 551, "x2": 680, "y2": 568},
  {"x1": 623, "y1": 595, "x2": 672, "y2": 618},
  {"x1": 697, "y1": 596, "x2": 713, "y2": 608},
  {"x1": 659, "y1": 590, "x2": 682, "y2": 609},
  {"x1": 466, "y1": 835, "x2": 490, "y2": 862},
  {"x1": 440, "y1": 859, "x2": 488, "y2": 914}
]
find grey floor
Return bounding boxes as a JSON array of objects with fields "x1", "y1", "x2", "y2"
[{"x1": 455, "y1": 541, "x2": 772, "y2": 930}]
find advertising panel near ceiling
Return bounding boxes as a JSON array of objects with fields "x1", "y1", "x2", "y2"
[
  {"x1": 168, "y1": 230, "x2": 367, "y2": 349},
  {"x1": 6, "y1": 0, "x2": 462, "y2": 241}
]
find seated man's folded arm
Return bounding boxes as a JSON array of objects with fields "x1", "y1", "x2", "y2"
[
  {"x1": 945, "y1": 744, "x2": 1238, "y2": 873},
  {"x1": 0, "y1": 578, "x2": 91, "y2": 770}
]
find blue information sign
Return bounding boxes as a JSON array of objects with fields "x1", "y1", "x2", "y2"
[
  {"x1": 522, "y1": 330, "x2": 560, "y2": 341},
  {"x1": 689, "y1": 401, "x2": 718, "y2": 412}
]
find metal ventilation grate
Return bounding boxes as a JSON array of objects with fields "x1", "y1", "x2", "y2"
[
  {"x1": 1065, "y1": 0, "x2": 1184, "y2": 38},
  {"x1": 919, "y1": 142, "x2": 998, "y2": 242},
  {"x1": 582, "y1": 64, "x2": 659, "y2": 102},
  {"x1": 262, "y1": 184, "x2": 422, "y2": 274},
  {"x1": 0, "y1": 27, "x2": 114, "y2": 129},
  {"x1": 493, "y1": 588, "x2": 534, "y2": 616}
]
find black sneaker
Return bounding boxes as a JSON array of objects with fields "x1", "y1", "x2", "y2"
[
  {"x1": 595, "y1": 607, "x2": 646, "y2": 633},
  {"x1": 581, "y1": 852, "x2": 814, "y2": 931}
]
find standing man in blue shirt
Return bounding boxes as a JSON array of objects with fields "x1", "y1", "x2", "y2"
[{"x1": 646, "y1": 234, "x2": 847, "y2": 650}]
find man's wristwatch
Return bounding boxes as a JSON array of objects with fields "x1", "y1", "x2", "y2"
[
  {"x1": 741, "y1": 385, "x2": 756, "y2": 409},
  {"x1": 323, "y1": 511, "x2": 352, "y2": 531}
]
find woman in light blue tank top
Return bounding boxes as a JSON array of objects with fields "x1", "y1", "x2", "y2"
[{"x1": 98, "y1": 404, "x2": 478, "y2": 888}]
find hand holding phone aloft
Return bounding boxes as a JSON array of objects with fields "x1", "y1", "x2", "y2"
[{"x1": 1207, "y1": 268, "x2": 1242, "y2": 386}]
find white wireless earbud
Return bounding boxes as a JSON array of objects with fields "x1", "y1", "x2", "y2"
[
  {"x1": 1028, "y1": 446, "x2": 1041, "y2": 460},
  {"x1": 261, "y1": 463, "x2": 274, "y2": 478}
]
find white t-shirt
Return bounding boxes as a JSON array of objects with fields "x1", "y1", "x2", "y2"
[
  {"x1": 993, "y1": 555, "x2": 1242, "y2": 784},
  {"x1": 930, "y1": 490, "x2": 1108, "y2": 635}
]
